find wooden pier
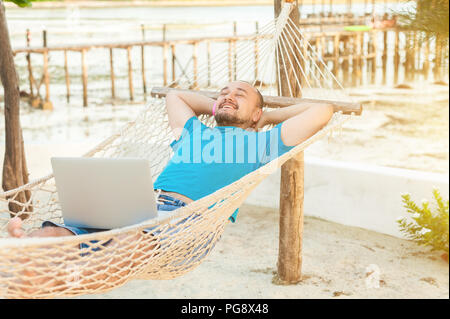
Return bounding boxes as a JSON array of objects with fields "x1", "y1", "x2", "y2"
[{"x1": 12, "y1": 22, "x2": 449, "y2": 108}]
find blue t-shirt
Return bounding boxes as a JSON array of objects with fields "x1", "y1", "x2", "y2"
[{"x1": 154, "y1": 116, "x2": 294, "y2": 222}]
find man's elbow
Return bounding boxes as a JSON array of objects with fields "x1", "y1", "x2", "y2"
[
  {"x1": 166, "y1": 90, "x2": 179, "y2": 100},
  {"x1": 321, "y1": 103, "x2": 334, "y2": 126},
  {"x1": 166, "y1": 90, "x2": 184, "y2": 109}
]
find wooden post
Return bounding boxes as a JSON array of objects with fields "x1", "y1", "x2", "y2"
[
  {"x1": 315, "y1": 36, "x2": 321, "y2": 80},
  {"x1": 141, "y1": 24, "x2": 147, "y2": 100},
  {"x1": 207, "y1": 40, "x2": 211, "y2": 87},
  {"x1": 171, "y1": 44, "x2": 176, "y2": 83},
  {"x1": 371, "y1": 30, "x2": 377, "y2": 84},
  {"x1": 233, "y1": 21, "x2": 237, "y2": 81},
  {"x1": 393, "y1": 28, "x2": 400, "y2": 85},
  {"x1": 342, "y1": 36, "x2": 350, "y2": 86},
  {"x1": 0, "y1": 3, "x2": 32, "y2": 217},
  {"x1": 81, "y1": 49, "x2": 88, "y2": 107},
  {"x1": 434, "y1": 35, "x2": 442, "y2": 81},
  {"x1": 301, "y1": 35, "x2": 308, "y2": 87},
  {"x1": 42, "y1": 49, "x2": 52, "y2": 110},
  {"x1": 278, "y1": 150, "x2": 304, "y2": 284},
  {"x1": 25, "y1": 29, "x2": 34, "y2": 97},
  {"x1": 42, "y1": 29, "x2": 52, "y2": 110},
  {"x1": 381, "y1": 29, "x2": 387, "y2": 85},
  {"x1": 228, "y1": 39, "x2": 233, "y2": 82},
  {"x1": 362, "y1": 32, "x2": 368, "y2": 85},
  {"x1": 193, "y1": 41, "x2": 198, "y2": 88},
  {"x1": 423, "y1": 36, "x2": 430, "y2": 80},
  {"x1": 127, "y1": 46, "x2": 134, "y2": 101},
  {"x1": 162, "y1": 24, "x2": 167, "y2": 42},
  {"x1": 151, "y1": 87, "x2": 363, "y2": 115},
  {"x1": 42, "y1": 29, "x2": 47, "y2": 47},
  {"x1": 254, "y1": 21, "x2": 259, "y2": 80},
  {"x1": 162, "y1": 24, "x2": 168, "y2": 86},
  {"x1": 412, "y1": 31, "x2": 418, "y2": 81},
  {"x1": 356, "y1": 32, "x2": 362, "y2": 86},
  {"x1": 351, "y1": 34, "x2": 358, "y2": 86},
  {"x1": 109, "y1": 48, "x2": 116, "y2": 99},
  {"x1": 404, "y1": 32, "x2": 412, "y2": 82},
  {"x1": 333, "y1": 34, "x2": 340, "y2": 79},
  {"x1": 163, "y1": 43, "x2": 168, "y2": 86},
  {"x1": 275, "y1": 0, "x2": 304, "y2": 285},
  {"x1": 63, "y1": 50, "x2": 70, "y2": 103},
  {"x1": 321, "y1": 35, "x2": 326, "y2": 80},
  {"x1": 362, "y1": 31, "x2": 368, "y2": 83}
]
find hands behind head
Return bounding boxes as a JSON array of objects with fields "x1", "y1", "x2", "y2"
[{"x1": 253, "y1": 111, "x2": 267, "y2": 131}]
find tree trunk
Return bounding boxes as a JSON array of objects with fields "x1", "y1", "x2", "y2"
[
  {"x1": 274, "y1": 0, "x2": 304, "y2": 284},
  {"x1": 0, "y1": 1, "x2": 32, "y2": 218}
]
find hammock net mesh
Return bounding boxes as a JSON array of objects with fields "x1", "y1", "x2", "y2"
[{"x1": 0, "y1": 2, "x2": 357, "y2": 298}]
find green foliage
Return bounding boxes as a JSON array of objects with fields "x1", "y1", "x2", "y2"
[
  {"x1": 4, "y1": 0, "x2": 32, "y2": 8},
  {"x1": 397, "y1": 188, "x2": 449, "y2": 254},
  {"x1": 396, "y1": 0, "x2": 449, "y2": 41}
]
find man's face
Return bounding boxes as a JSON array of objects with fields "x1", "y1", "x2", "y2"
[{"x1": 214, "y1": 81, "x2": 262, "y2": 128}]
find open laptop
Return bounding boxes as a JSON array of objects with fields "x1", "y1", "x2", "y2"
[{"x1": 51, "y1": 157, "x2": 158, "y2": 229}]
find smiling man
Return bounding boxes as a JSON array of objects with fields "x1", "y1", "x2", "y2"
[
  {"x1": 5, "y1": 80, "x2": 334, "y2": 294},
  {"x1": 8, "y1": 80, "x2": 333, "y2": 236},
  {"x1": 152, "y1": 80, "x2": 334, "y2": 222}
]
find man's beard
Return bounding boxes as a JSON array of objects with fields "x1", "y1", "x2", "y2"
[{"x1": 214, "y1": 111, "x2": 248, "y2": 127}]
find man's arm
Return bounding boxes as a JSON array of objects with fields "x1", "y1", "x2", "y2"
[
  {"x1": 166, "y1": 90, "x2": 215, "y2": 139},
  {"x1": 257, "y1": 102, "x2": 334, "y2": 146}
]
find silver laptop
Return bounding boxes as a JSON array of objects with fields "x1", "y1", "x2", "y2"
[{"x1": 51, "y1": 157, "x2": 157, "y2": 229}]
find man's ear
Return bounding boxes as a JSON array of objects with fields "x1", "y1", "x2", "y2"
[{"x1": 252, "y1": 108, "x2": 263, "y2": 123}]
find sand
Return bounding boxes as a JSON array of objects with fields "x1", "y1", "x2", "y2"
[
  {"x1": 0, "y1": 82, "x2": 448, "y2": 298},
  {"x1": 76, "y1": 204, "x2": 449, "y2": 299},
  {"x1": 2, "y1": 145, "x2": 447, "y2": 299},
  {"x1": 0, "y1": 0, "x2": 448, "y2": 299},
  {"x1": 1, "y1": 141, "x2": 448, "y2": 299}
]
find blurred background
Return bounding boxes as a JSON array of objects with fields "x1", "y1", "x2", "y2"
[{"x1": 0, "y1": 0, "x2": 448, "y2": 176}]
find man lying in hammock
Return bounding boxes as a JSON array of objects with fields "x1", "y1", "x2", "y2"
[
  {"x1": 8, "y1": 80, "x2": 333, "y2": 239},
  {"x1": 5, "y1": 81, "x2": 334, "y2": 294}
]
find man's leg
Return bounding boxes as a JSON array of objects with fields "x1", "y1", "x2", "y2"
[
  {"x1": 6, "y1": 216, "x2": 158, "y2": 297},
  {"x1": 6, "y1": 217, "x2": 77, "y2": 297},
  {"x1": 7, "y1": 216, "x2": 74, "y2": 238}
]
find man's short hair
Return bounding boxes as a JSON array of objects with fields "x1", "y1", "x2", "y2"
[
  {"x1": 235, "y1": 80, "x2": 264, "y2": 109},
  {"x1": 255, "y1": 87, "x2": 264, "y2": 109}
]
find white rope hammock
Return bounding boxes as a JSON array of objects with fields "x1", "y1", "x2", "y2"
[{"x1": 0, "y1": 3, "x2": 359, "y2": 298}]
